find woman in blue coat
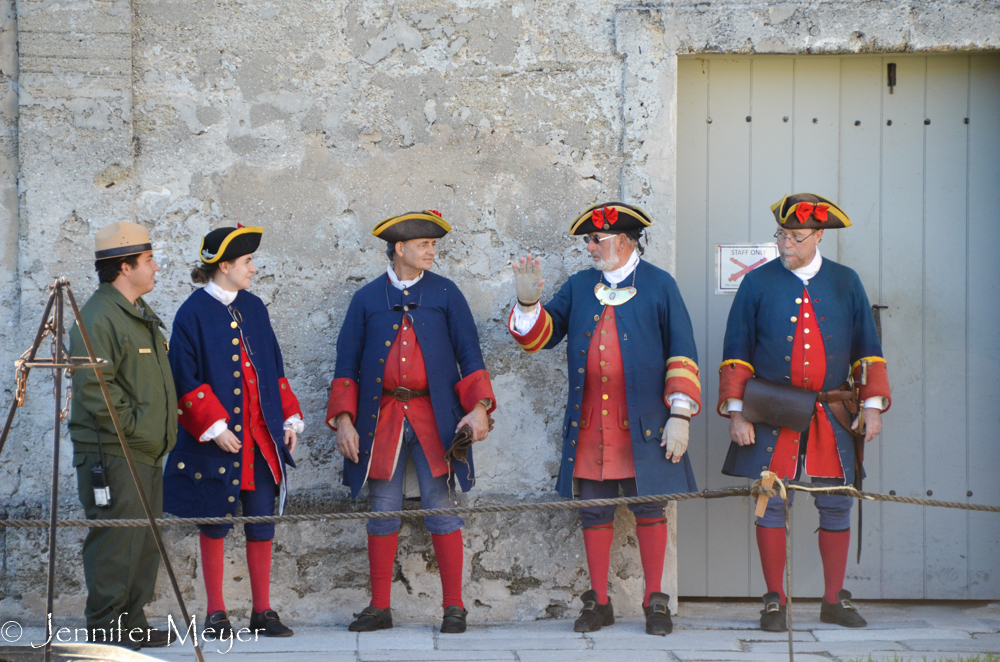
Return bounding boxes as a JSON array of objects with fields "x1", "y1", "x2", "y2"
[{"x1": 163, "y1": 226, "x2": 304, "y2": 639}]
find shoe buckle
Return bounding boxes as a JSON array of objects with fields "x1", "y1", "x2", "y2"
[
  {"x1": 652, "y1": 604, "x2": 668, "y2": 615},
  {"x1": 840, "y1": 599, "x2": 856, "y2": 611},
  {"x1": 766, "y1": 602, "x2": 781, "y2": 614},
  {"x1": 582, "y1": 600, "x2": 596, "y2": 611}
]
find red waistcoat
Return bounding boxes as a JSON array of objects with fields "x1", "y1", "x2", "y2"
[
  {"x1": 574, "y1": 307, "x2": 635, "y2": 481},
  {"x1": 239, "y1": 341, "x2": 283, "y2": 489}
]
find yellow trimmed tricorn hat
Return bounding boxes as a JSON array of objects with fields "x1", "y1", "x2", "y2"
[
  {"x1": 771, "y1": 193, "x2": 852, "y2": 230},
  {"x1": 200, "y1": 225, "x2": 263, "y2": 264},
  {"x1": 569, "y1": 202, "x2": 653, "y2": 236},
  {"x1": 372, "y1": 210, "x2": 451, "y2": 244},
  {"x1": 94, "y1": 222, "x2": 154, "y2": 260}
]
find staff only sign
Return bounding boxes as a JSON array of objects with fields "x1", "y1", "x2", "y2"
[{"x1": 716, "y1": 244, "x2": 780, "y2": 293}]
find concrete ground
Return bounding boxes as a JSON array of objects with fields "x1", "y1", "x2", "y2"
[{"x1": 5, "y1": 601, "x2": 999, "y2": 661}]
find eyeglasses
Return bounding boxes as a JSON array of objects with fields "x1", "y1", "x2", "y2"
[
  {"x1": 385, "y1": 278, "x2": 423, "y2": 312},
  {"x1": 582, "y1": 234, "x2": 614, "y2": 246},
  {"x1": 773, "y1": 230, "x2": 818, "y2": 244}
]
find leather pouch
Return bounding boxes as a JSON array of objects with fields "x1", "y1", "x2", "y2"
[{"x1": 741, "y1": 377, "x2": 818, "y2": 433}]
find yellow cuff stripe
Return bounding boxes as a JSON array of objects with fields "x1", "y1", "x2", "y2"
[
  {"x1": 851, "y1": 356, "x2": 887, "y2": 372},
  {"x1": 719, "y1": 359, "x2": 755, "y2": 372},
  {"x1": 666, "y1": 368, "x2": 701, "y2": 391},
  {"x1": 517, "y1": 311, "x2": 553, "y2": 353},
  {"x1": 667, "y1": 356, "x2": 699, "y2": 372}
]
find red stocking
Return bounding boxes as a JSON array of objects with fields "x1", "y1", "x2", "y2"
[
  {"x1": 635, "y1": 517, "x2": 667, "y2": 607},
  {"x1": 756, "y1": 525, "x2": 787, "y2": 604},
  {"x1": 818, "y1": 528, "x2": 850, "y2": 603},
  {"x1": 368, "y1": 532, "x2": 399, "y2": 609},
  {"x1": 246, "y1": 539, "x2": 272, "y2": 613},
  {"x1": 582, "y1": 524, "x2": 615, "y2": 604},
  {"x1": 431, "y1": 530, "x2": 465, "y2": 610},
  {"x1": 199, "y1": 533, "x2": 226, "y2": 614}
]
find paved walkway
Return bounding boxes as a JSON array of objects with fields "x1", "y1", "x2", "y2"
[{"x1": 8, "y1": 601, "x2": 1000, "y2": 661}]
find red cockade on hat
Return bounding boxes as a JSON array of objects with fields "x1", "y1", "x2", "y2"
[
  {"x1": 592, "y1": 206, "x2": 618, "y2": 229},
  {"x1": 795, "y1": 202, "x2": 829, "y2": 224},
  {"x1": 428, "y1": 210, "x2": 442, "y2": 217}
]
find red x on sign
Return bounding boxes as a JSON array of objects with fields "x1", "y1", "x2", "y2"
[{"x1": 728, "y1": 257, "x2": 768, "y2": 282}]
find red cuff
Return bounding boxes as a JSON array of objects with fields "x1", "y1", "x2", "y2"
[
  {"x1": 664, "y1": 356, "x2": 702, "y2": 415},
  {"x1": 509, "y1": 306, "x2": 553, "y2": 353},
  {"x1": 455, "y1": 369, "x2": 497, "y2": 415},
  {"x1": 278, "y1": 377, "x2": 303, "y2": 421},
  {"x1": 327, "y1": 378, "x2": 359, "y2": 430},
  {"x1": 178, "y1": 384, "x2": 229, "y2": 440},
  {"x1": 717, "y1": 359, "x2": 755, "y2": 417},
  {"x1": 853, "y1": 358, "x2": 891, "y2": 412}
]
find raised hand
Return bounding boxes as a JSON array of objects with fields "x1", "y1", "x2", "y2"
[{"x1": 513, "y1": 254, "x2": 545, "y2": 309}]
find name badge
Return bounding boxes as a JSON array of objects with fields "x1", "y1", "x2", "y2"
[{"x1": 139, "y1": 348, "x2": 152, "y2": 354}]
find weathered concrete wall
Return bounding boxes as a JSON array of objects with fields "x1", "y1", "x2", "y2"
[{"x1": 1, "y1": 0, "x2": 998, "y2": 630}]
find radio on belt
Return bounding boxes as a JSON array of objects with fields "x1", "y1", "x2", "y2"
[{"x1": 91, "y1": 463, "x2": 111, "y2": 507}]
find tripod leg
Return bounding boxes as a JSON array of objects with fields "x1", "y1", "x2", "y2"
[
  {"x1": 43, "y1": 287, "x2": 64, "y2": 662},
  {"x1": 0, "y1": 288, "x2": 57, "y2": 457},
  {"x1": 65, "y1": 286, "x2": 206, "y2": 662}
]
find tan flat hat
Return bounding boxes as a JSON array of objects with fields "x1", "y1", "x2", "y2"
[{"x1": 94, "y1": 222, "x2": 153, "y2": 260}]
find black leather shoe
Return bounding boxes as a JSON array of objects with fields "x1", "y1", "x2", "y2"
[
  {"x1": 643, "y1": 592, "x2": 673, "y2": 636},
  {"x1": 140, "y1": 628, "x2": 172, "y2": 648},
  {"x1": 573, "y1": 589, "x2": 614, "y2": 633},
  {"x1": 349, "y1": 605, "x2": 393, "y2": 632},
  {"x1": 440, "y1": 605, "x2": 468, "y2": 634},
  {"x1": 203, "y1": 611, "x2": 235, "y2": 640},
  {"x1": 759, "y1": 592, "x2": 787, "y2": 632},
  {"x1": 250, "y1": 609, "x2": 294, "y2": 637},
  {"x1": 820, "y1": 589, "x2": 867, "y2": 628}
]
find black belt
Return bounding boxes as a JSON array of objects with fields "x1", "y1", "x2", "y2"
[{"x1": 382, "y1": 387, "x2": 430, "y2": 402}]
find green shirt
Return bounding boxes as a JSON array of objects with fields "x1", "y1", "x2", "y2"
[{"x1": 69, "y1": 283, "x2": 177, "y2": 467}]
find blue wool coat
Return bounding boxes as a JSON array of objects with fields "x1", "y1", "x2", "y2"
[
  {"x1": 334, "y1": 271, "x2": 488, "y2": 498},
  {"x1": 537, "y1": 259, "x2": 700, "y2": 498},
  {"x1": 720, "y1": 256, "x2": 884, "y2": 484},
  {"x1": 163, "y1": 289, "x2": 295, "y2": 518}
]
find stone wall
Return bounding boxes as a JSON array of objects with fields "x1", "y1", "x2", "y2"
[{"x1": 0, "y1": 0, "x2": 996, "y2": 629}]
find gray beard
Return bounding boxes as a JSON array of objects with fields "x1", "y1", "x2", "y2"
[{"x1": 595, "y1": 244, "x2": 621, "y2": 272}]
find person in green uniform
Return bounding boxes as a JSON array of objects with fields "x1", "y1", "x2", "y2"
[{"x1": 69, "y1": 222, "x2": 177, "y2": 650}]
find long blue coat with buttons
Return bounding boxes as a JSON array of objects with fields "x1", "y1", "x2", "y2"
[
  {"x1": 532, "y1": 259, "x2": 699, "y2": 498},
  {"x1": 163, "y1": 289, "x2": 295, "y2": 518},
  {"x1": 720, "y1": 257, "x2": 884, "y2": 484},
  {"x1": 333, "y1": 271, "x2": 489, "y2": 498}
]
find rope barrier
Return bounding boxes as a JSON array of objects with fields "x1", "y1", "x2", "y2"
[{"x1": 1, "y1": 483, "x2": 997, "y2": 529}]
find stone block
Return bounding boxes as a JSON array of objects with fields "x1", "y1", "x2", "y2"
[
  {"x1": 812, "y1": 627, "x2": 972, "y2": 642},
  {"x1": 356, "y1": 626, "x2": 435, "y2": 651},
  {"x1": 18, "y1": 32, "x2": 130, "y2": 60}
]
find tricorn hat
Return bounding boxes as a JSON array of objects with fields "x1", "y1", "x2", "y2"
[
  {"x1": 569, "y1": 202, "x2": 653, "y2": 236},
  {"x1": 372, "y1": 210, "x2": 451, "y2": 244},
  {"x1": 94, "y1": 222, "x2": 153, "y2": 260},
  {"x1": 771, "y1": 193, "x2": 852, "y2": 230},
  {"x1": 200, "y1": 225, "x2": 263, "y2": 264}
]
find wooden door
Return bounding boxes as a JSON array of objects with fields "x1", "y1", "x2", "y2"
[{"x1": 675, "y1": 53, "x2": 1000, "y2": 599}]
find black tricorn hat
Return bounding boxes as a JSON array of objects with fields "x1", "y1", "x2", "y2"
[
  {"x1": 372, "y1": 210, "x2": 452, "y2": 244},
  {"x1": 771, "y1": 193, "x2": 852, "y2": 230},
  {"x1": 568, "y1": 202, "x2": 653, "y2": 236},
  {"x1": 199, "y1": 226, "x2": 263, "y2": 264}
]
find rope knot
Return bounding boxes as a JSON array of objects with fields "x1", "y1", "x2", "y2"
[{"x1": 750, "y1": 479, "x2": 779, "y2": 499}]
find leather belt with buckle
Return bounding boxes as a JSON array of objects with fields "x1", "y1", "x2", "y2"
[{"x1": 382, "y1": 387, "x2": 431, "y2": 402}]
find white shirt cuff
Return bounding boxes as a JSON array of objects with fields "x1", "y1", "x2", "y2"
[
  {"x1": 511, "y1": 304, "x2": 541, "y2": 335},
  {"x1": 284, "y1": 414, "x2": 304, "y2": 434},
  {"x1": 723, "y1": 398, "x2": 743, "y2": 414},
  {"x1": 200, "y1": 419, "x2": 229, "y2": 442},
  {"x1": 864, "y1": 396, "x2": 887, "y2": 411},
  {"x1": 667, "y1": 392, "x2": 699, "y2": 415}
]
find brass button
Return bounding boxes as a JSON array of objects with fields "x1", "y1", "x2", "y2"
[
  {"x1": 368, "y1": 432, "x2": 374, "y2": 437},
  {"x1": 784, "y1": 356, "x2": 791, "y2": 362},
  {"x1": 585, "y1": 332, "x2": 591, "y2": 337},
  {"x1": 232, "y1": 354, "x2": 239, "y2": 361},
  {"x1": 659, "y1": 427, "x2": 664, "y2": 434},
  {"x1": 376, "y1": 377, "x2": 382, "y2": 383},
  {"x1": 772, "y1": 430, "x2": 779, "y2": 436},
  {"x1": 571, "y1": 421, "x2": 578, "y2": 427},
  {"x1": 602, "y1": 410, "x2": 608, "y2": 416},
  {"x1": 197, "y1": 392, "x2": 205, "y2": 399},
  {"x1": 226, "y1": 513, "x2": 232, "y2": 517},
  {"x1": 194, "y1": 472, "x2": 202, "y2": 479},
  {"x1": 602, "y1": 377, "x2": 608, "y2": 382},
  {"x1": 393, "y1": 324, "x2": 399, "y2": 330},
  {"x1": 580, "y1": 350, "x2": 586, "y2": 355},
  {"x1": 804, "y1": 328, "x2": 810, "y2": 334},
  {"x1": 233, "y1": 479, "x2": 239, "y2": 485},
  {"x1": 578, "y1": 368, "x2": 585, "y2": 374},
  {"x1": 403, "y1": 289, "x2": 410, "y2": 296},
  {"x1": 177, "y1": 409, "x2": 183, "y2": 416},
  {"x1": 234, "y1": 462, "x2": 239, "y2": 467},
  {"x1": 371, "y1": 414, "x2": 377, "y2": 419},
  {"x1": 787, "y1": 336, "x2": 793, "y2": 342},
  {"x1": 177, "y1": 462, "x2": 186, "y2": 469},
  {"x1": 790, "y1": 316, "x2": 797, "y2": 323},
  {"x1": 234, "y1": 371, "x2": 240, "y2": 378},
  {"x1": 804, "y1": 344, "x2": 811, "y2": 349},
  {"x1": 234, "y1": 388, "x2": 241, "y2": 395},
  {"x1": 403, "y1": 341, "x2": 407, "y2": 346},
  {"x1": 599, "y1": 444, "x2": 604, "y2": 450},
  {"x1": 570, "y1": 441, "x2": 576, "y2": 446},
  {"x1": 600, "y1": 361, "x2": 606, "y2": 366},
  {"x1": 795, "y1": 298, "x2": 802, "y2": 304},
  {"x1": 185, "y1": 401, "x2": 192, "y2": 408},
  {"x1": 574, "y1": 404, "x2": 580, "y2": 410},
  {"x1": 605, "y1": 315, "x2": 611, "y2": 320},
  {"x1": 767, "y1": 447, "x2": 773, "y2": 452},
  {"x1": 379, "y1": 359, "x2": 385, "y2": 364},
  {"x1": 246, "y1": 362, "x2": 251, "y2": 367},
  {"x1": 599, "y1": 345, "x2": 606, "y2": 351},
  {"x1": 219, "y1": 467, "x2": 226, "y2": 474},
  {"x1": 385, "y1": 341, "x2": 392, "y2": 347},
  {"x1": 401, "y1": 358, "x2": 406, "y2": 362},
  {"x1": 602, "y1": 394, "x2": 609, "y2": 400},
  {"x1": 568, "y1": 457, "x2": 574, "y2": 463},
  {"x1": 624, "y1": 420, "x2": 629, "y2": 426},
  {"x1": 646, "y1": 430, "x2": 651, "y2": 436},
  {"x1": 235, "y1": 425, "x2": 242, "y2": 431},
  {"x1": 249, "y1": 379, "x2": 255, "y2": 384},
  {"x1": 594, "y1": 315, "x2": 600, "y2": 321},
  {"x1": 597, "y1": 460, "x2": 603, "y2": 465},
  {"x1": 804, "y1": 298, "x2": 809, "y2": 303},
  {"x1": 231, "y1": 321, "x2": 238, "y2": 328},
  {"x1": 374, "y1": 396, "x2": 379, "y2": 401},
  {"x1": 234, "y1": 407, "x2": 240, "y2": 413},
  {"x1": 232, "y1": 338, "x2": 240, "y2": 345},
  {"x1": 601, "y1": 330, "x2": 607, "y2": 335},
  {"x1": 228, "y1": 496, "x2": 236, "y2": 502},
  {"x1": 805, "y1": 313, "x2": 810, "y2": 318}
]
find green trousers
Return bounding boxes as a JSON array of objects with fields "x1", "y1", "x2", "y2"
[{"x1": 74, "y1": 451, "x2": 162, "y2": 633}]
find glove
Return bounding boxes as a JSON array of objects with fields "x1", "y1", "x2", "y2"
[
  {"x1": 661, "y1": 414, "x2": 690, "y2": 463},
  {"x1": 513, "y1": 255, "x2": 545, "y2": 306}
]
